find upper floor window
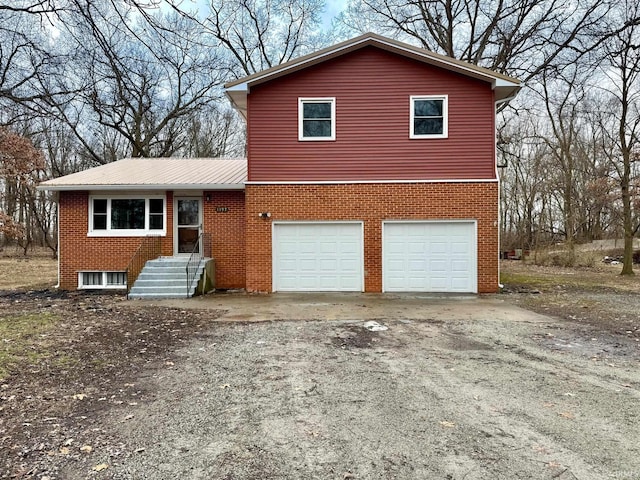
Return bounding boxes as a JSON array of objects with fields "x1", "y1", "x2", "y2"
[
  {"x1": 89, "y1": 195, "x2": 166, "y2": 236},
  {"x1": 410, "y1": 95, "x2": 448, "y2": 139},
  {"x1": 299, "y1": 98, "x2": 336, "y2": 141}
]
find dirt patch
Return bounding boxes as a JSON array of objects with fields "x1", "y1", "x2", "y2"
[
  {"x1": 0, "y1": 289, "x2": 224, "y2": 479},
  {"x1": 1, "y1": 260, "x2": 640, "y2": 479},
  {"x1": 501, "y1": 261, "x2": 640, "y2": 342}
]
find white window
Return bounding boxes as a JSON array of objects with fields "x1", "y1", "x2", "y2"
[
  {"x1": 298, "y1": 97, "x2": 336, "y2": 141},
  {"x1": 78, "y1": 271, "x2": 127, "y2": 289},
  {"x1": 410, "y1": 95, "x2": 448, "y2": 139},
  {"x1": 89, "y1": 195, "x2": 166, "y2": 236}
]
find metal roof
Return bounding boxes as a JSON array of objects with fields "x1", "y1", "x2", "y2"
[
  {"x1": 225, "y1": 32, "x2": 522, "y2": 117},
  {"x1": 38, "y1": 157, "x2": 247, "y2": 191}
]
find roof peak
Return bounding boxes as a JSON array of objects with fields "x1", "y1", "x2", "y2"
[{"x1": 224, "y1": 32, "x2": 520, "y2": 116}]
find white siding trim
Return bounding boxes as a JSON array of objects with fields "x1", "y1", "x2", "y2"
[{"x1": 246, "y1": 178, "x2": 498, "y2": 185}]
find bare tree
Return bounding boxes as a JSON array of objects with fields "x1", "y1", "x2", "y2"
[
  {"x1": 594, "y1": 3, "x2": 640, "y2": 275},
  {"x1": 35, "y1": 2, "x2": 225, "y2": 163},
  {"x1": 337, "y1": 0, "x2": 634, "y2": 83}
]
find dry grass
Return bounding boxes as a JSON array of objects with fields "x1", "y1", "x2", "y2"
[
  {"x1": 501, "y1": 259, "x2": 640, "y2": 293},
  {"x1": 0, "y1": 247, "x2": 57, "y2": 290}
]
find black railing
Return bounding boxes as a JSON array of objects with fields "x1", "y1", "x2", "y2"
[
  {"x1": 186, "y1": 231, "x2": 212, "y2": 297},
  {"x1": 126, "y1": 235, "x2": 162, "y2": 298}
]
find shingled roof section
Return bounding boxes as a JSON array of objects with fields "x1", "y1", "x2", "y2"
[{"x1": 38, "y1": 157, "x2": 247, "y2": 191}]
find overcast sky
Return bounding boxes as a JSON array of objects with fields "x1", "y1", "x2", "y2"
[{"x1": 322, "y1": 0, "x2": 347, "y2": 30}]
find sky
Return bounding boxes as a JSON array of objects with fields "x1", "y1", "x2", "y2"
[{"x1": 322, "y1": 0, "x2": 348, "y2": 30}]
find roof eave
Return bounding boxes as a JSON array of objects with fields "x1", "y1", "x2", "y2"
[
  {"x1": 224, "y1": 33, "x2": 520, "y2": 91},
  {"x1": 224, "y1": 33, "x2": 521, "y2": 114},
  {"x1": 493, "y1": 78, "x2": 522, "y2": 102},
  {"x1": 225, "y1": 84, "x2": 248, "y2": 120},
  {"x1": 37, "y1": 183, "x2": 246, "y2": 192}
]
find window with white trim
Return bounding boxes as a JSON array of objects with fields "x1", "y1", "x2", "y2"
[
  {"x1": 298, "y1": 98, "x2": 336, "y2": 141},
  {"x1": 410, "y1": 95, "x2": 448, "y2": 139},
  {"x1": 89, "y1": 195, "x2": 166, "y2": 236},
  {"x1": 78, "y1": 271, "x2": 127, "y2": 289}
]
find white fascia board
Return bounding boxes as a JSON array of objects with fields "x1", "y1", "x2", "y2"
[
  {"x1": 245, "y1": 178, "x2": 498, "y2": 185},
  {"x1": 37, "y1": 183, "x2": 246, "y2": 192},
  {"x1": 239, "y1": 38, "x2": 505, "y2": 87},
  {"x1": 225, "y1": 82, "x2": 249, "y2": 92}
]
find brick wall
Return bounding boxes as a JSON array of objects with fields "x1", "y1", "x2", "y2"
[
  {"x1": 58, "y1": 191, "x2": 174, "y2": 290},
  {"x1": 245, "y1": 182, "x2": 499, "y2": 293},
  {"x1": 202, "y1": 191, "x2": 246, "y2": 289},
  {"x1": 58, "y1": 190, "x2": 246, "y2": 291}
]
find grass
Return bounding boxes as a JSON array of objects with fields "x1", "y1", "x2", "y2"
[
  {"x1": 0, "y1": 247, "x2": 57, "y2": 290},
  {"x1": 0, "y1": 312, "x2": 60, "y2": 380},
  {"x1": 500, "y1": 259, "x2": 640, "y2": 293},
  {"x1": 500, "y1": 271, "x2": 559, "y2": 289}
]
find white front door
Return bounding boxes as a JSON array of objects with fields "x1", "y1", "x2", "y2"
[
  {"x1": 174, "y1": 197, "x2": 202, "y2": 255},
  {"x1": 383, "y1": 221, "x2": 477, "y2": 293},
  {"x1": 273, "y1": 222, "x2": 364, "y2": 292}
]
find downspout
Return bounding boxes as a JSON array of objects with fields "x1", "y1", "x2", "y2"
[
  {"x1": 494, "y1": 89, "x2": 522, "y2": 290},
  {"x1": 54, "y1": 192, "x2": 60, "y2": 288},
  {"x1": 494, "y1": 95, "x2": 515, "y2": 291}
]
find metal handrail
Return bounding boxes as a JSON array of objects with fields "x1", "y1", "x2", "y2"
[
  {"x1": 185, "y1": 229, "x2": 211, "y2": 297},
  {"x1": 126, "y1": 235, "x2": 162, "y2": 298}
]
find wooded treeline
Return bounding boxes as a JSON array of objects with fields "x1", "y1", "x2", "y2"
[{"x1": 1, "y1": 0, "x2": 640, "y2": 272}]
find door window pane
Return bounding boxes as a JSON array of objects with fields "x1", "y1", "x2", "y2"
[
  {"x1": 178, "y1": 200, "x2": 199, "y2": 226},
  {"x1": 178, "y1": 227, "x2": 199, "y2": 253}
]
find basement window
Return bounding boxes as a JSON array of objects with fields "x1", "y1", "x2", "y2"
[
  {"x1": 89, "y1": 195, "x2": 166, "y2": 236},
  {"x1": 78, "y1": 271, "x2": 127, "y2": 289}
]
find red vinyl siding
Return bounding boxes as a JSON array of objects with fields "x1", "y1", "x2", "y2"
[{"x1": 247, "y1": 46, "x2": 496, "y2": 182}]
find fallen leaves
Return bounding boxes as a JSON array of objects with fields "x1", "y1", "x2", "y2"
[{"x1": 92, "y1": 463, "x2": 109, "y2": 472}]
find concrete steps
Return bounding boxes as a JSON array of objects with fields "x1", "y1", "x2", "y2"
[{"x1": 128, "y1": 256, "x2": 210, "y2": 299}]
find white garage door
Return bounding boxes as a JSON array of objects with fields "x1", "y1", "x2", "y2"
[
  {"x1": 383, "y1": 221, "x2": 477, "y2": 293},
  {"x1": 273, "y1": 222, "x2": 363, "y2": 292}
]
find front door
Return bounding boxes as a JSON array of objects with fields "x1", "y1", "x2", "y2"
[{"x1": 175, "y1": 197, "x2": 202, "y2": 255}]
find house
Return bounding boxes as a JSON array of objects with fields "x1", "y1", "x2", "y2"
[{"x1": 38, "y1": 33, "x2": 520, "y2": 296}]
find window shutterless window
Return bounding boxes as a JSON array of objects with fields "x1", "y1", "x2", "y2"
[
  {"x1": 410, "y1": 95, "x2": 448, "y2": 139},
  {"x1": 89, "y1": 196, "x2": 166, "y2": 236},
  {"x1": 299, "y1": 98, "x2": 336, "y2": 141},
  {"x1": 78, "y1": 271, "x2": 127, "y2": 289}
]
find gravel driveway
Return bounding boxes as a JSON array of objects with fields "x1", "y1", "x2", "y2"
[{"x1": 57, "y1": 294, "x2": 639, "y2": 480}]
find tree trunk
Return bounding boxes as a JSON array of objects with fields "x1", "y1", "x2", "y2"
[{"x1": 621, "y1": 156, "x2": 634, "y2": 275}]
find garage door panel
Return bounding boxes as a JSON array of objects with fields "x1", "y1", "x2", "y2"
[
  {"x1": 274, "y1": 223, "x2": 363, "y2": 292},
  {"x1": 384, "y1": 222, "x2": 476, "y2": 293},
  {"x1": 451, "y1": 259, "x2": 470, "y2": 272}
]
